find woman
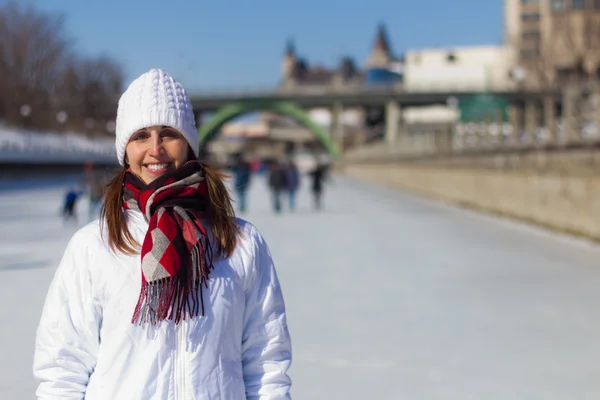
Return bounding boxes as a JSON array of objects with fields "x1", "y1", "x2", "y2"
[{"x1": 33, "y1": 69, "x2": 292, "y2": 399}]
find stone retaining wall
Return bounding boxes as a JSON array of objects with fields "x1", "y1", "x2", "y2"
[{"x1": 342, "y1": 163, "x2": 600, "y2": 241}]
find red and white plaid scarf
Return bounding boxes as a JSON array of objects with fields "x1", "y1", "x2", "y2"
[{"x1": 123, "y1": 161, "x2": 214, "y2": 325}]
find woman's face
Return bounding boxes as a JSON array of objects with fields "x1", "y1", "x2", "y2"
[{"x1": 125, "y1": 125, "x2": 189, "y2": 183}]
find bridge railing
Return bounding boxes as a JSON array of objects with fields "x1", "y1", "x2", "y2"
[
  {"x1": 188, "y1": 83, "x2": 409, "y2": 99},
  {"x1": 188, "y1": 81, "x2": 520, "y2": 99},
  {"x1": 188, "y1": 85, "x2": 280, "y2": 98}
]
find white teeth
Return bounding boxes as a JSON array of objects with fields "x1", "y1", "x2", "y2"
[{"x1": 146, "y1": 163, "x2": 169, "y2": 171}]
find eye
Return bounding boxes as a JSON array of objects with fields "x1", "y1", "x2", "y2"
[
  {"x1": 161, "y1": 129, "x2": 180, "y2": 138},
  {"x1": 131, "y1": 131, "x2": 149, "y2": 141}
]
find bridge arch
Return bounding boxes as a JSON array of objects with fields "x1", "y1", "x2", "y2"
[{"x1": 197, "y1": 101, "x2": 339, "y2": 157}]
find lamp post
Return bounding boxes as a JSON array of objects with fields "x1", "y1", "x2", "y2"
[
  {"x1": 511, "y1": 66, "x2": 527, "y2": 90},
  {"x1": 20, "y1": 104, "x2": 32, "y2": 118},
  {"x1": 20, "y1": 104, "x2": 33, "y2": 148},
  {"x1": 20, "y1": 104, "x2": 32, "y2": 128},
  {"x1": 510, "y1": 66, "x2": 527, "y2": 146},
  {"x1": 56, "y1": 111, "x2": 69, "y2": 152},
  {"x1": 56, "y1": 110, "x2": 68, "y2": 125},
  {"x1": 106, "y1": 120, "x2": 116, "y2": 133}
]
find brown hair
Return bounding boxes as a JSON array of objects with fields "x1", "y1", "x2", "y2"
[{"x1": 100, "y1": 150, "x2": 239, "y2": 258}]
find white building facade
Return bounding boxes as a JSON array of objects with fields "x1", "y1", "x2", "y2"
[
  {"x1": 403, "y1": 45, "x2": 517, "y2": 92},
  {"x1": 400, "y1": 45, "x2": 517, "y2": 123}
]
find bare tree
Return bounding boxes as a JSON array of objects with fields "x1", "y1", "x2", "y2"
[
  {"x1": 0, "y1": 1, "x2": 124, "y2": 133},
  {"x1": 58, "y1": 56, "x2": 123, "y2": 133},
  {"x1": 0, "y1": 2, "x2": 71, "y2": 128}
]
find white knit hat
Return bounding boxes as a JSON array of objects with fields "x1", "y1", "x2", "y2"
[{"x1": 115, "y1": 68, "x2": 199, "y2": 166}]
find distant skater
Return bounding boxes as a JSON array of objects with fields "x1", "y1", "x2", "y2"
[
  {"x1": 232, "y1": 157, "x2": 252, "y2": 213},
  {"x1": 62, "y1": 187, "x2": 82, "y2": 223},
  {"x1": 268, "y1": 161, "x2": 288, "y2": 213},
  {"x1": 309, "y1": 163, "x2": 328, "y2": 210},
  {"x1": 284, "y1": 160, "x2": 300, "y2": 211}
]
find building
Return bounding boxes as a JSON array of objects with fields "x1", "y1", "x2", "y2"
[
  {"x1": 382, "y1": 45, "x2": 515, "y2": 124},
  {"x1": 278, "y1": 24, "x2": 519, "y2": 126},
  {"x1": 277, "y1": 23, "x2": 405, "y2": 131},
  {"x1": 280, "y1": 23, "x2": 402, "y2": 89},
  {"x1": 504, "y1": 0, "x2": 600, "y2": 88},
  {"x1": 280, "y1": 39, "x2": 361, "y2": 88},
  {"x1": 403, "y1": 45, "x2": 516, "y2": 93}
]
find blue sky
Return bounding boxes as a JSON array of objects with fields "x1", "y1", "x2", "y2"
[{"x1": 19, "y1": 0, "x2": 504, "y2": 91}]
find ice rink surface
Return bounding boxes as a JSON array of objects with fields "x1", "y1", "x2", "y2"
[{"x1": 2, "y1": 173, "x2": 600, "y2": 399}]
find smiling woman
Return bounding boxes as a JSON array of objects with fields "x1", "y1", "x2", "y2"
[
  {"x1": 32, "y1": 68, "x2": 292, "y2": 400},
  {"x1": 125, "y1": 126, "x2": 190, "y2": 184}
]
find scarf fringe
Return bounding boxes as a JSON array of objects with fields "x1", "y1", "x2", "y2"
[{"x1": 131, "y1": 240, "x2": 215, "y2": 325}]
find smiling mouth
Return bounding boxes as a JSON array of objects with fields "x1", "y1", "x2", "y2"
[{"x1": 145, "y1": 163, "x2": 171, "y2": 172}]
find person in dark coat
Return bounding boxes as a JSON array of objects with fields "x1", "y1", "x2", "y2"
[
  {"x1": 284, "y1": 160, "x2": 300, "y2": 211},
  {"x1": 63, "y1": 186, "x2": 83, "y2": 223},
  {"x1": 232, "y1": 158, "x2": 252, "y2": 213},
  {"x1": 309, "y1": 162, "x2": 328, "y2": 210},
  {"x1": 268, "y1": 161, "x2": 288, "y2": 213}
]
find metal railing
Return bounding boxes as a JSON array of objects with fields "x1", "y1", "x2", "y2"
[
  {"x1": 188, "y1": 83, "x2": 399, "y2": 99},
  {"x1": 188, "y1": 81, "x2": 520, "y2": 99}
]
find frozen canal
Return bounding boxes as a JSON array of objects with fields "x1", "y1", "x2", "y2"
[{"x1": 2, "y1": 172, "x2": 600, "y2": 399}]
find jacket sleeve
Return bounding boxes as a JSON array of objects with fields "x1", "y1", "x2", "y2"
[
  {"x1": 33, "y1": 232, "x2": 102, "y2": 399},
  {"x1": 242, "y1": 226, "x2": 292, "y2": 400}
]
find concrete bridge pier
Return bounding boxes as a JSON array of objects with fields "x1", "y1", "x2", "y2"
[
  {"x1": 385, "y1": 100, "x2": 402, "y2": 145},
  {"x1": 330, "y1": 101, "x2": 345, "y2": 152}
]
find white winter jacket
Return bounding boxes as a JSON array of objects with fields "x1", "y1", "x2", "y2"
[{"x1": 33, "y1": 211, "x2": 292, "y2": 399}]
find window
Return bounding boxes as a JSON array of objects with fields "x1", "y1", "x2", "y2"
[
  {"x1": 520, "y1": 48, "x2": 540, "y2": 58},
  {"x1": 572, "y1": 0, "x2": 585, "y2": 9},
  {"x1": 521, "y1": 12, "x2": 541, "y2": 21},
  {"x1": 556, "y1": 66, "x2": 585, "y2": 83},
  {"x1": 551, "y1": 0, "x2": 566, "y2": 11},
  {"x1": 522, "y1": 30, "x2": 541, "y2": 40},
  {"x1": 413, "y1": 53, "x2": 421, "y2": 65}
]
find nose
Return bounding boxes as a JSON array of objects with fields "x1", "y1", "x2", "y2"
[{"x1": 148, "y1": 134, "x2": 164, "y2": 157}]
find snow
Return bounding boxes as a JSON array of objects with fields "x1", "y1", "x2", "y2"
[
  {"x1": 0, "y1": 126, "x2": 115, "y2": 163},
  {"x1": 2, "y1": 173, "x2": 600, "y2": 399}
]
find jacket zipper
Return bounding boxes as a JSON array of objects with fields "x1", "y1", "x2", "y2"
[{"x1": 175, "y1": 322, "x2": 187, "y2": 399}]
